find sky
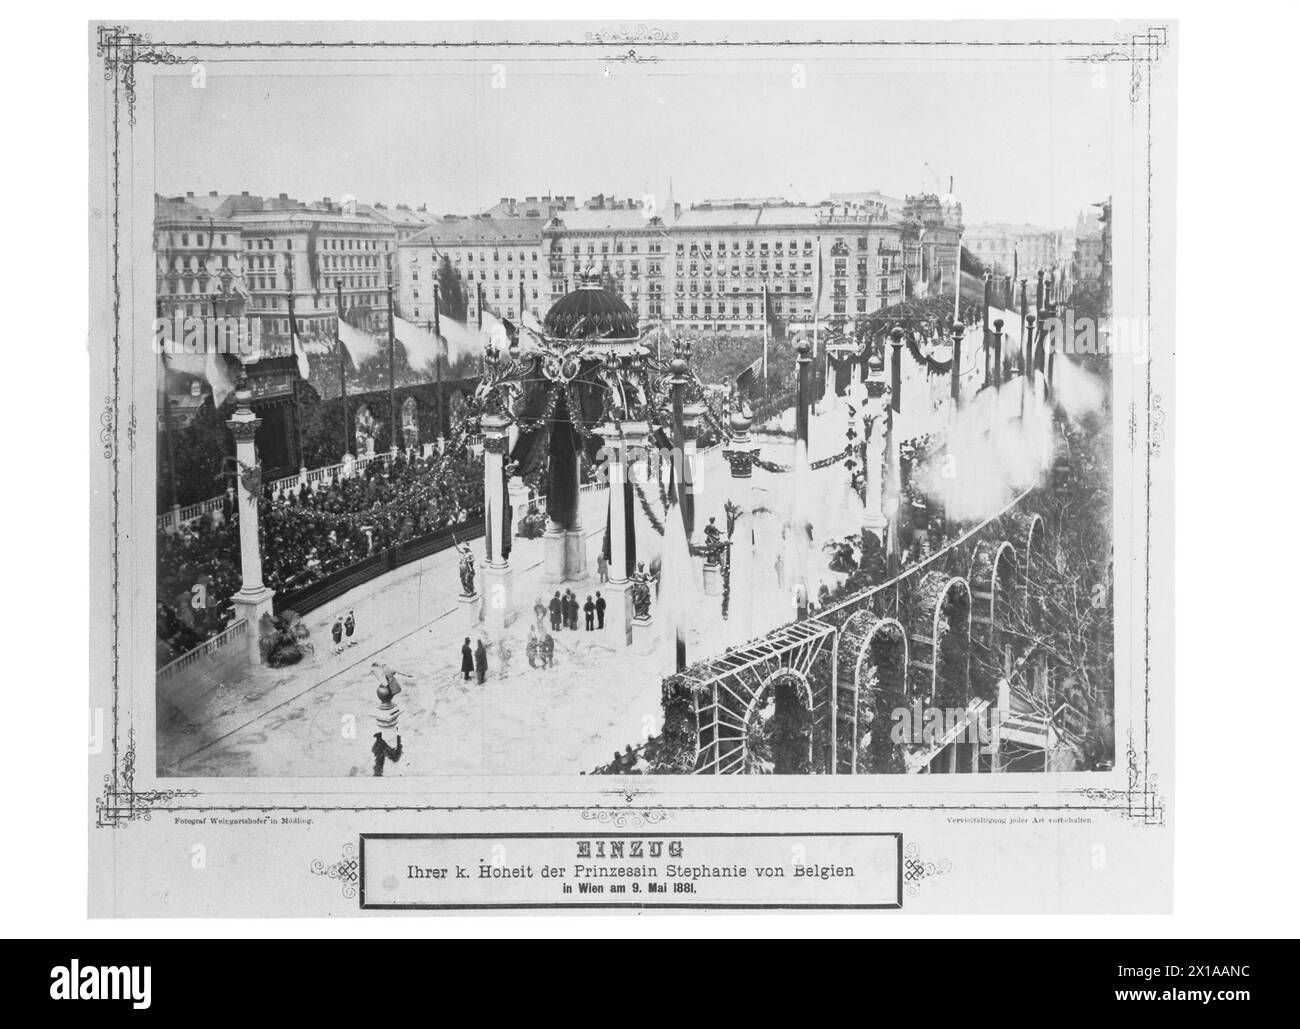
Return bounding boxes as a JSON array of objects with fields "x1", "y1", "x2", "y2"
[{"x1": 154, "y1": 55, "x2": 1121, "y2": 228}]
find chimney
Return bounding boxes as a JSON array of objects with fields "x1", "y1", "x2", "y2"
[
  {"x1": 279, "y1": 193, "x2": 289, "y2": 200},
  {"x1": 186, "y1": 191, "x2": 194, "y2": 197},
  {"x1": 209, "y1": 190, "x2": 218, "y2": 197}
]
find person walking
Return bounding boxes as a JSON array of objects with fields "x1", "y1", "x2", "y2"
[
  {"x1": 595, "y1": 591, "x2": 606, "y2": 629},
  {"x1": 549, "y1": 592, "x2": 562, "y2": 632},
  {"x1": 596, "y1": 551, "x2": 609, "y2": 584},
  {"x1": 541, "y1": 632, "x2": 555, "y2": 668},
  {"x1": 460, "y1": 637, "x2": 474, "y2": 681},
  {"x1": 474, "y1": 637, "x2": 488, "y2": 684},
  {"x1": 344, "y1": 608, "x2": 356, "y2": 648},
  {"x1": 583, "y1": 595, "x2": 596, "y2": 631},
  {"x1": 331, "y1": 615, "x2": 344, "y2": 655}
]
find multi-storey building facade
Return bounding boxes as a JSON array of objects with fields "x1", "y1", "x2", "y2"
[
  {"x1": 154, "y1": 195, "x2": 248, "y2": 321},
  {"x1": 227, "y1": 194, "x2": 397, "y2": 345},
  {"x1": 965, "y1": 222, "x2": 1063, "y2": 279},
  {"x1": 398, "y1": 215, "x2": 550, "y2": 327},
  {"x1": 396, "y1": 191, "x2": 963, "y2": 340}
]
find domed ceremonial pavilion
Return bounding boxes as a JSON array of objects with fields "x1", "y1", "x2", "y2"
[{"x1": 473, "y1": 263, "x2": 697, "y2": 638}]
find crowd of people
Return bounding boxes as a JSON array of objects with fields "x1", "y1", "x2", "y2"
[{"x1": 156, "y1": 447, "x2": 485, "y2": 665}]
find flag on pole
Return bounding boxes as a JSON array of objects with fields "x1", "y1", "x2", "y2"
[
  {"x1": 337, "y1": 315, "x2": 380, "y2": 365},
  {"x1": 288, "y1": 300, "x2": 310, "y2": 380}
]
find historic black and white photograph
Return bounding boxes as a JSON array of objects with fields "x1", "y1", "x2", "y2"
[{"x1": 147, "y1": 26, "x2": 1125, "y2": 781}]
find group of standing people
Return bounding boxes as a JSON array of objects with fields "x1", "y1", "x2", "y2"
[
  {"x1": 547, "y1": 589, "x2": 606, "y2": 632},
  {"x1": 460, "y1": 636, "x2": 489, "y2": 684}
]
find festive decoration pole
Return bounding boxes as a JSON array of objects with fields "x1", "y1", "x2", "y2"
[
  {"x1": 601, "y1": 420, "x2": 634, "y2": 646},
  {"x1": 886, "y1": 327, "x2": 905, "y2": 577},
  {"x1": 226, "y1": 370, "x2": 275, "y2": 663},
  {"x1": 287, "y1": 258, "x2": 306, "y2": 475},
  {"x1": 336, "y1": 278, "x2": 350, "y2": 458},
  {"x1": 386, "y1": 279, "x2": 397, "y2": 456},
  {"x1": 433, "y1": 283, "x2": 443, "y2": 446},
  {"x1": 480, "y1": 411, "x2": 515, "y2": 631},
  {"x1": 722, "y1": 405, "x2": 759, "y2": 648}
]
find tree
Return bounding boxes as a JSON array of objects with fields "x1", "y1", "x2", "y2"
[{"x1": 992, "y1": 402, "x2": 1115, "y2": 770}]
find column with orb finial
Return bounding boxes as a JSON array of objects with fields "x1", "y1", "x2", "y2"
[
  {"x1": 480, "y1": 411, "x2": 516, "y2": 631},
  {"x1": 226, "y1": 371, "x2": 275, "y2": 664}
]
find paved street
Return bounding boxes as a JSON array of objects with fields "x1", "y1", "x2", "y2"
[{"x1": 160, "y1": 429, "x2": 857, "y2": 777}]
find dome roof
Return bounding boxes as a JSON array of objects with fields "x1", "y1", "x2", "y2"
[{"x1": 544, "y1": 266, "x2": 639, "y2": 341}]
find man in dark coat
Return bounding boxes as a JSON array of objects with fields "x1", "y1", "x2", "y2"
[
  {"x1": 566, "y1": 589, "x2": 579, "y2": 630},
  {"x1": 595, "y1": 591, "x2": 606, "y2": 629},
  {"x1": 549, "y1": 592, "x2": 562, "y2": 632},
  {"x1": 460, "y1": 637, "x2": 474, "y2": 681},
  {"x1": 583, "y1": 595, "x2": 596, "y2": 631},
  {"x1": 474, "y1": 638, "x2": 488, "y2": 684}
]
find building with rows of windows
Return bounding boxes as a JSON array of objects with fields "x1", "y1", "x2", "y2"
[
  {"x1": 154, "y1": 195, "x2": 248, "y2": 322},
  {"x1": 397, "y1": 213, "x2": 562, "y2": 329}
]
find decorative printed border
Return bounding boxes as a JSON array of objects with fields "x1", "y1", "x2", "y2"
[{"x1": 92, "y1": 22, "x2": 1170, "y2": 831}]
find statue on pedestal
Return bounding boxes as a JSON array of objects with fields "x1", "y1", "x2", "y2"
[
  {"x1": 454, "y1": 540, "x2": 476, "y2": 597},
  {"x1": 703, "y1": 516, "x2": 722, "y2": 566},
  {"x1": 630, "y1": 561, "x2": 653, "y2": 619}
]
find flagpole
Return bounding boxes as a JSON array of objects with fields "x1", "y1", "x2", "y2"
[
  {"x1": 287, "y1": 257, "x2": 305, "y2": 471},
  {"x1": 336, "y1": 278, "x2": 350, "y2": 457},
  {"x1": 386, "y1": 277, "x2": 397, "y2": 455},
  {"x1": 433, "y1": 283, "x2": 442, "y2": 446},
  {"x1": 953, "y1": 235, "x2": 963, "y2": 324},
  {"x1": 160, "y1": 348, "x2": 178, "y2": 512},
  {"x1": 761, "y1": 283, "x2": 769, "y2": 407}
]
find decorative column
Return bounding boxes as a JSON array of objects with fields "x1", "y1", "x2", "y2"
[
  {"x1": 226, "y1": 375, "x2": 275, "y2": 664},
  {"x1": 622, "y1": 418, "x2": 654, "y2": 652},
  {"x1": 950, "y1": 322, "x2": 965, "y2": 417},
  {"x1": 600, "y1": 421, "x2": 634, "y2": 646},
  {"x1": 885, "y1": 327, "x2": 906, "y2": 577},
  {"x1": 992, "y1": 318, "x2": 1004, "y2": 388},
  {"x1": 682, "y1": 401, "x2": 705, "y2": 550},
  {"x1": 722, "y1": 407, "x2": 760, "y2": 646},
  {"x1": 861, "y1": 360, "x2": 889, "y2": 545},
  {"x1": 480, "y1": 412, "x2": 516, "y2": 631}
]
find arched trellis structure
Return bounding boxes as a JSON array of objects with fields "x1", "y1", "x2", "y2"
[
  {"x1": 741, "y1": 669, "x2": 816, "y2": 774},
  {"x1": 968, "y1": 540, "x2": 1018, "y2": 701},
  {"x1": 1010, "y1": 511, "x2": 1047, "y2": 617},
  {"x1": 833, "y1": 611, "x2": 908, "y2": 774},
  {"x1": 907, "y1": 572, "x2": 973, "y2": 709},
  {"x1": 672, "y1": 618, "x2": 835, "y2": 775}
]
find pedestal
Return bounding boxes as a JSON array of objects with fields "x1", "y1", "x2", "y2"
[
  {"x1": 702, "y1": 563, "x2": 723, "y2": 597},
  {"x1": 459, "y1": 592, "x2": 481, "y2": 630},
  {"x1": 604, "y1": 581, "x2": 633, "y2": 646},
  {"x1": 631, "y1": 614, "x2": 657, "y2": 656},
  {"x1": 481, "y1": 564, "x2": 517, "y2": 630},
  {"x1": 542, "y1": 524, "x2": 567, "y2": 584},
  {"x1": 231, "y1": 587, "x2": 276, "y2": 665},
  {"x1": 564, "y1": 527, "x2": 588, "y2": 579}
]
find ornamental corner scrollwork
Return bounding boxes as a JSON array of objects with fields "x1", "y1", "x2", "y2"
[
  {"x1": 903, "y1": 842, "x2": 952, "y2": 898},
  {"x1": 94, "y1": 728, "x2": 199, "y2": 828},
  {"x1": 585, "y1": 24, "x2": 680, "y2": 46},
  {"x1": 1150, "y1": 394, "x2": 1166, "y2": 456},
  {"x1": 310, "y1": 842, "x2": 360, "y2": 900},
  {"x1": 582, "y1": 788, "x2": 671, "y2": 828},
  {"x1": 97, "y1": 24, "x2": 194, "y2": 126}
]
